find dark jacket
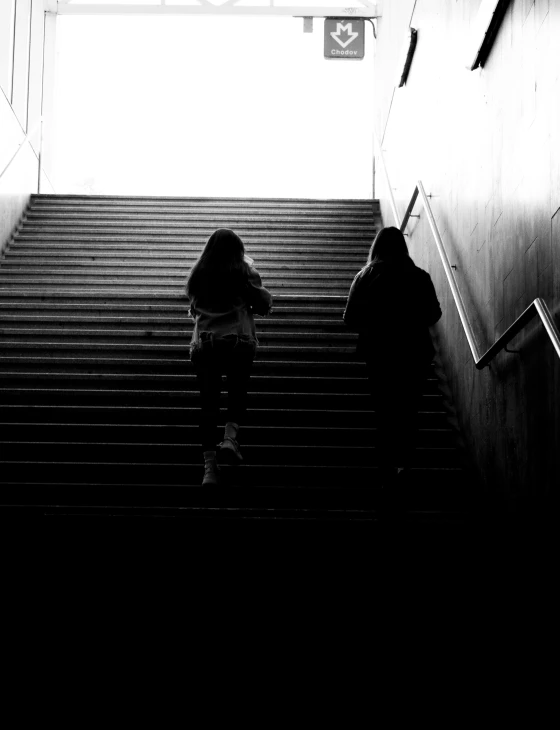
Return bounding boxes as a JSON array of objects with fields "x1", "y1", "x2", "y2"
[{"x1": 343, "y1": 259, "x2": 442, "y2": 364}]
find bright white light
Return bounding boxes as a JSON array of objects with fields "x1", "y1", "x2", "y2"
[{"x1": 53, "y1": 15, "x2": 374, "y2": 198}]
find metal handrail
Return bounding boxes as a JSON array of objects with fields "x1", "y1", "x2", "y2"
[
  {"x1": 374, "y1": 132, "x2": 560, "y2": 369},
  {"x1": 0, "y1": 116, "x2": 43, "y2": 192}
]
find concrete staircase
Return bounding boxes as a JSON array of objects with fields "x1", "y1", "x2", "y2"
[{"x1": 0, "y1": 194, "x2": 472, "y2": 519}]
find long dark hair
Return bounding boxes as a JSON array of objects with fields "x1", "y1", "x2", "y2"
[
  {"x1": 366, "y1": 226, "x2": 412, "y2": 266},
  {"x1": 186, "y1": 228, "x2": 250, "y2": 304}
]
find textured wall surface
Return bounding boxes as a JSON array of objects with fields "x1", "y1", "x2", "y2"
[
  {"x1": 374, "y1": 0, "x2": 560, "y2": 512},
  {"x1": 0, "y1": 0, "x2": 53, "y2": 253},
  {"x1": 0, "y1": 90, "x2": 34, "y2": 253}
]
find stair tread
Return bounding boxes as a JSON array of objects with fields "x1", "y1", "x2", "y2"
[
  {"x1": 1, "y1": 262, "x2": 362, "y2": 271},
  {"x1": 1, "y1": 460, "x2": 461, "y2": 471},
  {"x1": 0, "y1": 422, "x2": 451, "y2": 432},
  {"x1": 18, "y1": 222, "x2": 376, "y2": 232},
  {"x1": 24, "y1": 215, "x2": 375, "y2": 223},
  {"x1": 31, "y1": 194, "x2": 377, "y2": 207},
  {"x1": 0, "y1": 310, "x2": 343, "y2": 322},
  {"x1": 0, "y1": 386, "x2": 442, "y2": 398},
  {"x1": 1, "y1": 440, "x2": 455, "y2": 450},
  {"x1": 0, "y1": 329, "x2": 355, "y2": 339},
  {"x1": 0, "y1": 290, "x2": 346, "y2": 300},
  {"x1": 7, "y1": 242, "x2": 371, "y2": 250}
]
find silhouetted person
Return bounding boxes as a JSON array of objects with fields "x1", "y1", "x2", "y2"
[
  {"x1": 343, "y1": 226, "x2": 442, "y2": 490},
  {"x1": 186, "y1": 228, "x2": 273, "y2": 486}
]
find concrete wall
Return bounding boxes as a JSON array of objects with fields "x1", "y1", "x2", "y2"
[
  {"x1": 0, "y1": 0, "x2": 54, "y2": 254},
  {"x1": 0, "y1": 88, "x2": 34, "y2": 254},
  {"x1": 373, "y1": 0, "x2": 560, "y2": 514}
]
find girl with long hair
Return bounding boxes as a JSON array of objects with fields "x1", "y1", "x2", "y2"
[
  {"x1": 186, "y1": 228, "x2": 272, "y2": 486},
  {"x1": 343, "y1": 226, "x2": 442, "y2": 492}
]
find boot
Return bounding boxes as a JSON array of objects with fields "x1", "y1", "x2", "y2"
[
  {"x1": 202, "y1": 450, "x2": 220, "y2": 486},
  {"x1": 218, "y1": 422, "x2": 243, "y2": 464}
]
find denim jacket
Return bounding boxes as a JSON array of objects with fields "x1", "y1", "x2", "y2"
[{"x1": 187, "y1": 265, "x2": 273, "y2": 347}]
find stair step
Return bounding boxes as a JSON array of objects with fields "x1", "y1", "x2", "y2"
[
  {"x1": 10, "y1": 238, "x2": 372, "y2": 251},
  {"x1": 0, "y1": 441, "x2": 459, "y2": 467},
  {"x1": 0, "y1": 288, "x2": 352, "y2": 297},
  {"x1": 0, "y1": 330, "x2": 357, "y2": 345},
  {"x1": 2, "y1": 251, "x2": 368, "y2": 262},
  {"x1": 0, "y1": 373, "x2": 441, "y2": 395},
  {"x1": 0, "y1": 460, "x2": 462, "y2": 490},
  {"x1": 25, "y1": 212, "x2": 376, "y2": 225},
  {"x1": 0, "y1": 388, "x2": 444, "y2": 410},
  {"x1": 0, "y1": 269, "x2": 358, "y2": 282},
  {"x1": 0, "y1": 293, "x2": 337, "y2": 305},
  {"x1": 0, "y1": 373, "x2": 375, "y2": 392},
  {"x1": 30, "y1": 193, "x2": 378, "y2": 209},
  {"x1": 0, "y1": 344, "x2": 361, "y2": 361},
  {"x1": 0, "y1": 261, "x2": 362, "y2": 274},
  {"x1": 28, "y1": 198, "x2": 378, "y2": 209},
  {"x1": 18, "y1": 223, "x2": 376, "y2": 236},
  {"x1": 0, "y1": 270, "x2": 354, "y2": 279},
  {"x1": 0, "y1": 290, "x2": 346, "y2": 304},
  {"x1": 0, "y1": 405, "x2": 450, "y2": 428},
  {"x1": 3, "y1": 478, "x2": 466, "y2": 512},
  {"x1": 0, "y1": 316, "x2": 348, "y2": 330},
  {"x1": 0, "y1": 366, "x2": 439, "y2": 388},
  {"x1": 0, "y1": 423, "x2": 456, "y2": 447},
  {"x1": 0, "y1": 357, "x2": 372, "y2": 376},
  {"x1": 0, "y1": 283, "x2": 353, "y2": 294}
]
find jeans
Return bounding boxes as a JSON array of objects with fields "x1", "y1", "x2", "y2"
[{"x1": 190, "y1": 334, "x2": 256, "y2": 452}]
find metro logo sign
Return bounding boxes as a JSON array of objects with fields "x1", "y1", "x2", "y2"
[{"x1": 324, "y1": 19, "x2": 365, "y2": 60}]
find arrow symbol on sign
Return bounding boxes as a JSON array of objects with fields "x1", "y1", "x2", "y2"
[{"x1": 330, "y1": 22, "x2": 359, "y2": 49}]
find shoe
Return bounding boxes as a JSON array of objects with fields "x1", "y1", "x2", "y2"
[
  {"x1": 202, "y1": 451, "x2": 220, "y2": 486},
  {"x1": 218, "y1": 437, "x2": 243, "y2": 465}
]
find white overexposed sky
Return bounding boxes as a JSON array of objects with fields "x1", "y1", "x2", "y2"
[{"x1": 53, "y1": 14, "x2": 375, "y2": 198}]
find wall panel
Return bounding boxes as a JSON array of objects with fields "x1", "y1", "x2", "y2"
[
  {"x1": 11, "y1": 0, "x2": 32, "y2": 129},
  {"x1": 0, "y1": 1, "x2": 16, "y2": 100},
  {"x1": 0, "y1": 89, "x2": 34, "y2": 254}
]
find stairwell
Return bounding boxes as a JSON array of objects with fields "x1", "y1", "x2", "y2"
[{"x1": 0, "y1": 194, "x2": 471, "y2": 519}]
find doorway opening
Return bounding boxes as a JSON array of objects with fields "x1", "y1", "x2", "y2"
[{"x1": 53, "y1": 14, "x2": 375, "y2": 198}]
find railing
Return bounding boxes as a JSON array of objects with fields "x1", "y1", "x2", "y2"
[
  {"x1": 373, "y1": 132, "x2": 560, "y2": 369},
  {"x1": 0, "y1": 116, "x2": 43, "y2": 194}
]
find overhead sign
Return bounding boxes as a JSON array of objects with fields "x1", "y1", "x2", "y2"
[{"x1": 324, "y1": 19, "x2": 365, "y2": 60}]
